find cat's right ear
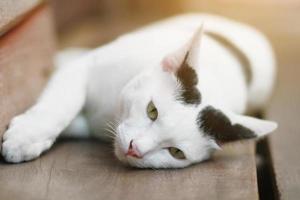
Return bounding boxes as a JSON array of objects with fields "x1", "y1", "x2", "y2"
[
  {"x1": 161, "y1": 26, "x2": 204, "y2": 105},
  {"x1": 161, "y1": 25, "x2": 204, "y2": 73}
]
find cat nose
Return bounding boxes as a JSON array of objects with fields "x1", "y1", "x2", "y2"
[{"x1": 126, "y1": 140, "x2": 142, "y2": 158}]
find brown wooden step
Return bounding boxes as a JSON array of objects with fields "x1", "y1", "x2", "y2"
[
  {"x1": 0, "y1": 0, "x2": 42, "y2": 35},
  {"x1": 0, "y1": 5, "x2": 56, "y2": 142}
]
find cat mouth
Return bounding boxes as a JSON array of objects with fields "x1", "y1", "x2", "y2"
[{"x1": 125, "y1": 151, "x2": 143, "y2": 159}]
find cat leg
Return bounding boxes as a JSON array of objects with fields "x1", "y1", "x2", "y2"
[
  {"x1": 61, "y1": 114, "x2": 91, "y2": 138},
  {"x1": 2, "y1": 56, "x2": 91, "y2": 163}
]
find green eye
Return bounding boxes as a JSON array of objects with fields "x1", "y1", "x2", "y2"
[
  {"x1": 168, "y1": 147, "x2": 186, "y2": 160},
  {"x1": 147, "y1": 101, "x2": 158, "y2": 121}
]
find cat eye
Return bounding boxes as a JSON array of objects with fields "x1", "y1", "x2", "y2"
[
  {"x1": 168, "y1": 147, "x2": 186, "y2": 160},
  {"x1": 147, "y1": 101, "x2": 158, "y2": 121}
]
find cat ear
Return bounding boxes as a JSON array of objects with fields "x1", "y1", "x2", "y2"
[
  {"x1": 162, "y1": 26, "x2": 204, "y2": 105},
  {"x1": 198, "y1": 106, "x2": 278, "y2": 143},
  {"x1": 161, "y1": 25, "x2": 204, "y2": 73}
]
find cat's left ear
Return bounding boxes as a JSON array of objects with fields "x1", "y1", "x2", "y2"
[
  {"x1": 161, "y1": 25, "x2": 203, "y2": 73},
  {"x1": 199, "y1": 106, "x2": 278, "y2": 143}
]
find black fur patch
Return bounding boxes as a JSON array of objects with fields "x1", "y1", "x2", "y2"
[
  {"x1": 197, "y1": 106, "x2": 256, "y2": 142},
  {"x1": 176, "y1": 53, "x2": 201, "y2": 105}
]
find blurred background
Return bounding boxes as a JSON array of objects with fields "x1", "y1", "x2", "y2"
[{"x1": 50, "y1": 0, "x2": 300, "y2": 50}]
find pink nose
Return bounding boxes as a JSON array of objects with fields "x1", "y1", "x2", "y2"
[{"x1": 126, "y1": 140, "x2": 142, "y2": 158}]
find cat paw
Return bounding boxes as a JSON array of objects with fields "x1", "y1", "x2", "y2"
[
  {"x1": 2, "y1": 138, "x2": 52, "y2": 163},
  {"x1": 1, "y1": 115, "x2": 53, "y2": 163}
]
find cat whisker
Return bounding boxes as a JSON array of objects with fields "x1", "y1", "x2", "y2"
[
  {"x1": 106, "y1": 124, "x2": 117, "y2": 134},
  {"x1": 103, "y1": 129, "x2": 116, "y2": 138},
  {"x1": 103, "y1": 129, "x2": 117, "y2": 140},
  {"x1": 112, "y1": 117, "x2": 121, "y2": 126},
  {"x1": 106, "y1": 120, "x2": 117, "y2": 131},
  {"x1": 104, "y1": 121, "x2": 118, "y2": 140},
  {"x1": 105, "y1": 123, "x2": 119, "y2": 138},
  {"x1": 107, "y1": 124, "x2": 116, "y2": 131},
  {"x1": 105, "y1": 120, "x2": 116, "y2": 127},
  {"x1": 105, "y1": 127, "x2": 117, "y2": 137}
]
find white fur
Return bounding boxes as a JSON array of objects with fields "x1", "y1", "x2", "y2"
[{"x1": 2, "y1": 14, "x2": 277, "y2": 168}]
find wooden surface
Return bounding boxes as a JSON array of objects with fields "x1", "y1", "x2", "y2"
[
  {"x1": 0, "y1": 140, "x2": 258, "y2": 200},
  {"x1": 0, "y1": 0, "x2": 42, "y2": 35},
  {"x1": 267, "y1": 16, "x2": 300, "y2": 200},
  {"x1": 0, "y1": 6, "x2": 56, "y2": 142}
]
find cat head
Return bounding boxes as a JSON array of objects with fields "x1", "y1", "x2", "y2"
[{"x1": 114, "y1": 27, "x2": 277, "y2": 168}]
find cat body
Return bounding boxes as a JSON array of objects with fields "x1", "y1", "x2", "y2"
[
  {"x1": 2, "y1": 14, "x2": 277, "y2": 168},
  {"x1": 83, "y1": 14, "x2": 274, "y2": 138}
]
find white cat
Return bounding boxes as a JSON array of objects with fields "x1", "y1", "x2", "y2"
[{"x1": 1, "y1": 14, "x2": 277, "y2": 168}]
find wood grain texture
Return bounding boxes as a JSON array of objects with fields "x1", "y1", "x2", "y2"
[
  {"x1": 0, "y1": 6, "x2": 56, "y2": 142},
  {"x1": 0, "y1": 0, "x2": 42, "y2": 35},
  {"x1": 0, "y1": 139, "x2": 258, "y2": 200},
  {"x1": 267, "y1": 19, "x2": 300, "y2": 200}
]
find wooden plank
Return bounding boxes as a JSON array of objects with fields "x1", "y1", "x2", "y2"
[
  {"x1": 0, "y1": 6, "x2": 56, "y2": 141},
  {"x1": 267, "y1": 22, "x2": 300, "y2": 200},
  {"x1": 0, "y1": 0, "x2": 42, "y2": 35},
  {"x1": 264, "y1": 2, "x2": 300, "y2": 198},
  {"x1": 0, "y1": 140, "x2": 258, "y2": 200}
]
